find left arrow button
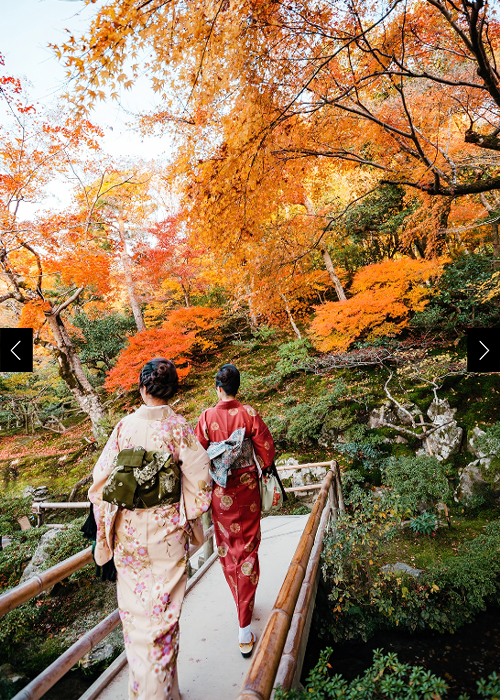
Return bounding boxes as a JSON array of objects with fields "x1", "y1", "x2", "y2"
[{"x1": 10, "y1": 340, "x2": 21, "y2": 361}]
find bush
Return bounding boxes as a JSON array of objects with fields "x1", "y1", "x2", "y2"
[
  {"x1": 320, "y1": 507, "x2": 500, "y2": 642},
  {"x1": 267, "y1": 383, "x2": 354, "y2": 447},
  {"x1": 264, "y1": 338, "x2": 314, "y2": 385},
  {"x1": 383, "y1": 455, "x2": 452, "y2": 515},
  {"x1": 411, "y1": 254, "x2": 500, "y2": 334},
  {"x1": 274, "y1": 649, "x2": 448, "y2": 699},
  {"x1": 0, "y1": 495, "x2": 33, "y2": 536}
]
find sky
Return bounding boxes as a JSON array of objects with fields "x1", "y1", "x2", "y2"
[{"x1": 1, "y1": 0, "x2": 173, "y2": 213}]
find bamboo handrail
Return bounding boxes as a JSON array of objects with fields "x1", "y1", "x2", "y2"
[
  {"x1": 236, "y1": 467, "x2": 334, "y2": 700},
  {"x1": 4, "y1": 523, "x2": 217, "y2": 700},
  {"x1": 276, "y1": 461, "x2": 331, "y2": 472},
  {"x1": 0, "y1": 547, "x2": 93, "y2": 617},
  {"x1": 274, "y1": 493, "x2": 332, "y2": 691},
  {"x1": 32, "y1": 502, "x2": 90, "y2": 510},
  {"x1": 11, "y1": 610, "x2": 121, "y2": 700}
]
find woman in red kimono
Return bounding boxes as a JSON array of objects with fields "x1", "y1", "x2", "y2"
[{"x1": 195, "y1": 364, "x2": 275, "y2": 657}]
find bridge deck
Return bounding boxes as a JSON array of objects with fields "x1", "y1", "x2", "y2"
[{"x1": 89, "y1": 514, "x2": 309, "y2": 700}]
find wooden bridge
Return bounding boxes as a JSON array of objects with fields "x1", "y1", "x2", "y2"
[{"x1": 0, "y1": 461, "x2": 345, "y2": 700}]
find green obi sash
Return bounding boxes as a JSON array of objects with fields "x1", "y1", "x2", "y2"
[{"x1": 102, "y1": 446, "x2": 180, "y2": 510}]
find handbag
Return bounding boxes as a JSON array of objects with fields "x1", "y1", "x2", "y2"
[
  {"x1": 102, "y1": 446, "x2": 180, "y2": 510},
  {"x1": 259, "y1": 461, "x2": 288, "y2": 514}
]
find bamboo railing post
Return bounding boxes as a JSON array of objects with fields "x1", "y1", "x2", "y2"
[{"x1": 335, "y1": 467, "x2": 346, "y2": 514}]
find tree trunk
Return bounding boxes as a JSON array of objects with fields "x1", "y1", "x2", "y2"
[
  {"x1": 44, "y1": 312, "x2": 106, "y2": 440},
  {"x1": 278, "y1": 292, "x2": 302, "y2": 339},
  {"x1": 303, "y1": 196, "x2": 347, "y2": 301},
  {"x1": 118, "y1": 216, "x2": 145, "y2": 332},
  {"x1": 320, "y1": 246, "x2": 347, "y2": 301},
  {"x1": 181, "y1": 283, "x2": 190, "y2": 308},
  {"x1": 246, "y1": 285, "x2": 258, "y2": 329}
]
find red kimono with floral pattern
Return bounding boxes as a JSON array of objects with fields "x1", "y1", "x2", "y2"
[{"x1": 195, "y1": 400, "x2": 275, "y2": 627}]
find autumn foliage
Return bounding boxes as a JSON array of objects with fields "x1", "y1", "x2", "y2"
[
  {"x1": 105, "y1": 306, "x2": 222, "y2": 392},
  {"x1": 310, "y1": 259, "x2": 444, "y2": 352}
]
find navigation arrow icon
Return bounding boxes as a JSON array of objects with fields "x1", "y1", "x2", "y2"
[
  {"x1": 479, "y1": 340, "x2": 490, "y2": 361},
  {"x1": 10, "y1": 340, "x2": 21, "y2": 361}
]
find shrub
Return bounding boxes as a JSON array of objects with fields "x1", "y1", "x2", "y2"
[
  {"x1": 383, "y1": 455, "x2": 452, "y2": 515},
  {"x1": 266, "y1": 383, "x2": 357, "y2": 448},
  {"x1": 0, "y1": 495, "x2": 33, "y2": 536},
  {"x1": 264, "y1": 338, "x2": 314, "y2": 385},
  {"x1": 409, "y1": 511, "x2": 439, "y2": 535},
  {"x1": 411, "y1": 254, "x2": 500, "y2": 334},
  {"x1": 320, "y1": 508, "x2": 500, "y2": 642},
  {"x1": 274, "y1": 649, "x2": 448, "y2": 699}
]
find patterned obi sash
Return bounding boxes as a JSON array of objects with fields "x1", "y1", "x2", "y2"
[
  {"x1": 206, "y1": 427, "x2": 254, "y2": 488},
  {"x1": 102, "y1": 446, "x2": 180, "y2": 510}
]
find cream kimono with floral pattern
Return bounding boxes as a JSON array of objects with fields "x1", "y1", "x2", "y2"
[{"x1": 89, "y1": 404, "x2": 212, "y2": 700}]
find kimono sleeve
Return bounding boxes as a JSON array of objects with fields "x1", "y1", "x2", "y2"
[
  {"x1": 195, "y1": 409, "x2": 210, "y2": 450},
  {"x1": 177, "y1": 421, "x2": 212, "y2": 546},
  {"x1": 245, "y1": 405, "x2": 276, "y2": 470},
  {"x1": 88, "y1": 420, "x2": 123, "y2": 565}
]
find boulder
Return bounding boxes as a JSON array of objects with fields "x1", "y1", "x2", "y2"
[
  {"x1": 292, "y1": 466, "x2": 327, "y2": 503},
  {"x1": 467, "y1": 426, "x2": 488, "y2": 458},
  {"x1": 23, "y1": 485, "x2": 35, "y2": 499},
  {"x1": 456, "y1": 460, "x2": 490, "y2": 501},
  {"x1": 32, "y1": 486, "x2": 50, "y2": 503},
  {"x1": 368, "y1": 404, "x2": 398, "y2": 429},
  {"x1": 20, "y1": 529, "x2": 60, "y2": 584},
  {"x1": 395, "y1": 403, "x2": 422, "y2": 426},
  {"x1": 420, "y1": 398, "x2": 463, "y2": 462},
  {"x1": 275, "y1": 455, "x2": 299, "y2": 480},
  {"x1": 381, "y1": 561, "x2": 424, "y2": 578}
]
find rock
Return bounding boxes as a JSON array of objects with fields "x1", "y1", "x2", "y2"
[
  {"x1": 456, "y1": 461, "x2": 490, "y2": 501},
  {"x1": 20, "y1": 529, "x2": 60, "y2": 584},
  {"x1": 395, "y1": 403, "x2": 422, "y2": 426},
  {"x1": 32, "y1": 486, "x2": 50, "y2": 502},
  {"x1": 23, "y1": 485, "x2": 35, "y2": 499},
  {"x1": 275, "y1": 455, "x2": 300, "y2": 480},
  {"x1": 394, "y1": 436, "x2": 408, "y2": 444},
  {"x1": 79, "y1": 641, "x2": 116, "y2": 669},
  {"x1": 467, "y1": 427, "x2": 488, "y2": 458},
  {"x1": 368, "y1": 405, "x2": 398, "y2": 429},
  {"x1": 420, "y1": 398, "x2": 463, "y2": 462},
  {"x1": 292, "y1": 466, "x2": 327, "y2": 503},
  {"x1": 0, "y1": 663, "x2": 26, "y2": 685},
  {"x1": 381, "y1": 562, "x2": 424, "y2": 578}
]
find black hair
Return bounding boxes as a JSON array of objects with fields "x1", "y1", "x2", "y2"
[
  {"x1": 139, "y1": 358, "x2": 179, "y2": 401},
  {"x1": 215, "y1": 364, "x2": 240, "y2": 396}
]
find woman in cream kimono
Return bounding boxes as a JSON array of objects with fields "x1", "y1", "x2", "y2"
[{"x1": 89, "y1": 358, "x2": 212, "y2": 700}]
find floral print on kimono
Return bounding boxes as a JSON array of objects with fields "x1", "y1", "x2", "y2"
[{"x1": 88, "y1": 403, "x2": 212, "y2": 700}]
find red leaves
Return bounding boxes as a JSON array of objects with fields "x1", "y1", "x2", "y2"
[{"x1": 105, "y1": 306, "x2": 222, "y2": 392}]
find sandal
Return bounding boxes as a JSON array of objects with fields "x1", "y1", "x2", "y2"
[{"x1": 239, "y1": 632, "x2": 256, "y2": 658}]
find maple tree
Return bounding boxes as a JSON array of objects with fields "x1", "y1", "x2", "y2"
[
  {"x1": 0, "y1": 64, "x2": 114, "y2": 436},
  {"x1": 138, "y1": 215, "x2": 214, "y2": 311},
  {"x1": 105, "y1": 305, "x2": 221, "y2": 391},
  {"x1": 309, "y1": 258, "x2": 444, "y2": 352},
  {"x1": 81, "y1": 169, "x2": 159, "y2": 332},
  {"x1": 57, "y1": 2, "x2": 500, "y2": 226}
]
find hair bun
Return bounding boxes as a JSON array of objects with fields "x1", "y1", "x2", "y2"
[{"x1": 139, "y1": 358, "x2": 179, "y2": 402}]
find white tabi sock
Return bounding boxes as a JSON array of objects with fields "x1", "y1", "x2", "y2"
[{"x1": 239, "y1": 624, "x2": 253, "y2": 644}]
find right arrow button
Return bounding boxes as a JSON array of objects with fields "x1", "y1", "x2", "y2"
[{"x1": 479, "y1": 340, "x2": 490, "y2": 361}]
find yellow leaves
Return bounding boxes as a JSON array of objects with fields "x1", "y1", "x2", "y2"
[{"x1": 431, "y1": 584, "x2": 440, "y2": 593}]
